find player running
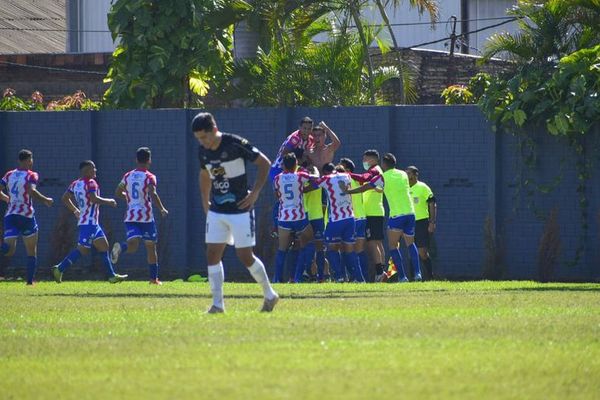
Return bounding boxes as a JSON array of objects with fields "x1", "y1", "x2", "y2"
[
  {"x1": 0, "y1": 149, "x2": 53, "y2": 285},
  {"x1": 110, "y1": 147, "x2": 169, "y2": 284},
  {"x1": 193, "y1": 112, "x2": 279, "y2": 313},
  {"x1": 272, "y1": 153, "x2": 316, "y2": 283},
  {"x1": 311, "y1": 163, "x2": 363, "y2": 283},
  {"x1": 51, "y1": 161, "x2": 127, "y2": 283},
  {"x1": 344, "y1": 153, "x2": 422, "y2": 282}
]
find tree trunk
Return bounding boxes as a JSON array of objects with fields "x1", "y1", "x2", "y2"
[
  {"x1": 349, "y1": 5, "x2": 375, "y2": 104},
  {"x1": 374, "y1": 0, "x2": 405, "y2": 103}
]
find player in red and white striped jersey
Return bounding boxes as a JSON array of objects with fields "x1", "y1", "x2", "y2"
[
  {"x1": 111, "y1": 147, "x2": 168, "y2": 284},
  {"x1": 0, "y1": 149, "x2": 53, "y2": 285},
  {"x1": 51, "y1": 160, "x2": 127, "y2": 284}
]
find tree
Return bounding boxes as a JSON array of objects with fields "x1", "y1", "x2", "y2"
[{"x1": 104, "y1": 0, "x2": 251, "y2": 109}]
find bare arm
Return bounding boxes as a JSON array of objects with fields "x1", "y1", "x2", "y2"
[
  {"x1": 89, "y1": 191, "x2": 117, "y2": 207},
  {"x1": 199, "y1": 168, "x2": 211, "y2": 214},
  {"x1": 428, "y1": 199, "x2": 437, "y2": 233},
  {"x1": 321, "y1": 122, "x2": 341, "y2": 152},
  {"x1": 28, "y1": 185, "x2": 53, "y2": 207},
  {"x1": 237, "y1": 152, "x2": 270, "y2": 210},
  {"x1": 345, "y1": 183, "x2": 374, "y2": 195},
  {"x1": 149, "y1": 185, "x2": 168, "y2": 217},
  {"x1": 62, "y1": 191, "x2": 80, "y2": 218},
  {"x1": 114, "y1": 183, "x2": 127, "y2": 200},
  {"x1": 0, "y1": 185, "x2": 8, "y2": 203}
]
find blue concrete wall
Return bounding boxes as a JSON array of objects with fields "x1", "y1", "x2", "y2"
[{"x1": 1, "y1": 106, "x2": 598, "y2": 281}]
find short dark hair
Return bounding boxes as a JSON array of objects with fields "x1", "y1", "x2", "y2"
[
  {"x1": 79, "y1": 160, "x2": 94, "y2": 170},
  {"x1": 300, "y1": 116, "x2": 313, "y2": 125},
  {"x1": 363, "y1": 149, "x2": 380, "y2": 160},
  {"x1": 382, "y1": 153, "x2": 396, "y2": 168},
  {"x1": 312, "y1": 125, "x2": 324, "y2": 133},
  {"x1": 335, "y1": 165, "x2": 346, "y2": 173},
  {"x1": 18, "y1": 149, "x2": 32, "y2": 161},
  {"x1": 322, "y1": 163, "x2": 335, "y2": 174},
  {"x1": 339, "y1": 157, "x2": 355, "y2": 172},
  {"x1": 192, "y1": 112, "x2": 216, "y2": 132},
  {"x1": 137, "y1": 147, "x2": 151, "y2": 163},
  {"x1": 406, "y1": 165, "x2": 419, "y2": 174},
  {"x1": 282, "y1": 153, "x2": 297, "y2": 171},
  {"x1": 292, "y1": 148, "x2": 304, "y2": 160}
]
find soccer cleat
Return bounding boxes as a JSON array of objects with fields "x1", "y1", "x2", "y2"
[
  {"x1": 108, "y1": 273, "x2": 128, "y2": 284},
  {"x1": 398, "y1": 276, "x2": 409, "y2": 283},
  {"x1": 260, "y1": 294, "x2": 279, "y2": 312},
  {"x1": 206, "y1": 305, "x2": 224, "y2": 314},
  {"x1": 110, "y1": 242, "x2": 121, "y2": 264},
  {"x1": 414, "y1": 273, "x2": 422, "y2": 282},
  {"x1": 149, "y1": 278, "x2": 162, "y2": 285},
  {"x1": 51, "y1": 265, "x2": 62, "y2": 283}
]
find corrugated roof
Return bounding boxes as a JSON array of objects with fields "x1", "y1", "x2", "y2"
[{"x1": 0, "y1": 0, "x2": 66, "y2": 54}]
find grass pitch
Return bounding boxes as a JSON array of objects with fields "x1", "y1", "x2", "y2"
[{"x1": 1, "y1": 280, "x2": 599, "y2": 399}]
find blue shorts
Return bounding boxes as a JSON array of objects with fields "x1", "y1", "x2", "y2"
[
  {"x1": 3, "y1": 215, "x2": 38, "y2": 239},
  {"x1": 388, "y1": 214, "x2": 416, "y2": 236},
  {"x1": 78, "y1": 224, "x2": 106, "y2": 248},
  {"x1": 278, "y1": 219, "x2": 309, "y2": 233},
  {"x1": 355, "y1": 218, "x2": 367, "y2": 239},
  {"x1": 269, "y1": 166, "x2": 283, "y2": 183},
  {"x1": 309, "y1": 218, "x2": 325, "y2": 241},
  {"x1": 125, "y1": 221, "x2": 158, "y2": 242},
  {"x1": 325, "y1": 218, "x2": 356, "y2": 244}
]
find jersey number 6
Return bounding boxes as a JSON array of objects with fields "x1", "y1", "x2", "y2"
[{"x1": 132, "y1": 182, "x2": 140, "y2": 200}]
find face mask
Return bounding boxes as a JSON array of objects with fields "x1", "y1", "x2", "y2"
[{"x1": 362, "y1": 162, "x2": 370, "y2": 170}]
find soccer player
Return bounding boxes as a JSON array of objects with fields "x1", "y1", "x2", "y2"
[
  {"x1": 193, "y1": 112, "x2": 278, "y2": 313},
  {"x1": 339, "y1": 158, "x2": 369, "y2": 281},
  {"x1": 350, "y1": 150, "x2": 386, "y2": 281},
  {"x1": 110, "y1": 147, "x2": 169, "y2": 284},
  {"x1": 51, "y1": 161, "x2": 127, "y2": 283},
  {"x1": 0, "y1": 149, "x2": 53, "y2": 285},
  {"x1": 345, "y1": 153, "x2": 422, "y2": 282},
  {"x1": 302, "y1": 163, "x2": 326, "y2": 281},
  {"x1": 312, "y1": 163, "x2": 363, "y2": 283},
  {"x1": 407, "y1": 166, "x2": 437, "y2": 280},
  {"x1": 272, "y1": 153, "x2": 316, "y2": 283},
  {"x1": 268, "y1": 117, "x2": 315, "y2": 235},
  {"x1": 306, "y1": 122, "x2": 341, "y2": 174}
]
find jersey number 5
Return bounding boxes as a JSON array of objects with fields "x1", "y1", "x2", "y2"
[{"x1": 284, "y1": 183, "x2": 294, "y2": 200}]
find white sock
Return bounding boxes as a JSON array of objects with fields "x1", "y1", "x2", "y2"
[
  {"x1": 207, "y1": 262, "x2": 224, "y2": 309},
  {"x1": 248, "y1": 257, "x2": 277, "y2": 300}
]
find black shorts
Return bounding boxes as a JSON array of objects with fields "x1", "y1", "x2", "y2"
[
  {"x1": 415, "y1": 218, "x2": 430, "y2": 248},
  {"x1": 365, "y1": 216, "x2": 384, "y2": 241}
]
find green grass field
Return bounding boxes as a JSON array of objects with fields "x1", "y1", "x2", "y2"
[{"x1": 1, "y1": 281, "x2": 599, "y2": 399}]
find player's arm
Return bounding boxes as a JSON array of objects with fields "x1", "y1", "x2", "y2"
[
  {"x1": 199, "y1": 168, "x2": 211, "y2": 214},
  {"x1": 27, "y1": 183, "x2": 53, "y2": 207},
  {"x1": 89, "y1": 191, "x2": 117, "y2": 207},
  {"x1": 238, "y1": 151, "x2": 270, "y2": 210},
  {"x1": 62, "y1": 191, "x2": 80, "y2": 218},
  {"x1": 114, "y1": 182, "x2": 127, "y2": 200},
  {"x1": 428, "y1": 196, "x2": 437, "y2": 233},
  {"x1": 149, "y1": 185, "x2": 168, "y2": 217},
  {"x1": 320, "y1": 122, "x2": 341, "y2": 152},
  {"x1": 0, "y1": 183, "x2": 8, "y2": 203}
]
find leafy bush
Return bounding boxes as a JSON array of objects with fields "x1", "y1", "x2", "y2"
[
  {"x1": 440, "y1": 85, "x2": 474, "y2": 105},
  {"x1": 0, "y1": 89, "x2": 101, "y2": 111}
]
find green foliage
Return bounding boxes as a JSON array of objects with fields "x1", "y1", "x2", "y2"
[
  {"x1": 104, "y1": 0, "x2": 251, "y2": 108},
  {"x1": 0, "y1": 89, "x2": 101, "y2": 111},
  {"x1": 441, "y1": 85, "x2": 474, "y2": 105}
]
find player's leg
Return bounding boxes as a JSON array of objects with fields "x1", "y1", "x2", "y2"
[
  {"x1": 52, "y1": 224, "x2": 92, "y2": 282},
  {"x1": 401, "y1": 215, "x2": 421, "y2": 281},
  {"x1": 341, "y1": 219, "x2": 363, "y2": 282},
  {"x1": 231, "y1": 211, "x2": 278, "y2": 311},
  {"x1": 366, "y1": 217, "x2": 385, "y2": 281},
  {"x1": 144, "y1": 240, "x2": 160, "y2": 284},
  {"x1": 23, "y1": 232, "x2": 38, "y2": 285},
  {"x1": 415, "y1": 219, "x2": 433, "y2": 280},
  {"x1": 2, "y1": 215, "x2": 20, "y2": 257},
  {"x1": 387, "y1": 218, "x2": 408, "y2": 282},
  {"x1": 1, "y1": 237, "x2": 17, "y2": 257},
  {"x1": 111, "y1": 222, "x2": 141, "y2": 264},
  {"x1": 310, "y1": 218, "x2": 326, "y2": 281},
  {"x1": 324, "y1": 221, "x2": 344, "y2": 282},
  {"x1": 294, "y1": 222, "x2": 313, "y2": 283},
  {"x1": 274, "y1": 226, "x2": 293, "y2": 283},
  {"x1": 205, "y1": 211, "x2": 231, "y2": 313},
  {"x1": 93, "y1": 229, "x2": 127, "y2": 283}
]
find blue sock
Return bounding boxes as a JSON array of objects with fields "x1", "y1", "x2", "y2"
[
  {"x1": 344, "y1": 252, "x2": 364, "y2": 282},
  {"x1": 149, "y1": 264, "x2": 159, "y2": 280},
  {"x1": 303, "y1": 243, "x2": 316, "y2": 274},
  {"x1": 316, "y1": 250, "x2": 325, "y2": 280},
  {"x1": 326, "y1": 250, "x2": 342, "y2": 281},
  {"x1": 58, "y1": 249, "x2": 82, "y2": 273},
  {"x1": 358, "y1": 251, "x2": 369, "y2": 281},
  {"x1": 1, "y1": 242, "x2": 9, "y2": 255},
  {"x1": 272, "y1": 202, "x2": 279, "y2": 229},
  {"x1": 340, "y1": 252, "x2": 349, "y2": 280},
  {"x1": 391, "y1": 248, "x2": 407, "y2": 280},
  {"x1": 121, "y1": 242, "x2": 129, "y2": 253},
  {"x1": 409, "y1": 243, "x2": 421, "y2": 277},
  {"x1": 26, "y1": 256, "x2": 37, "y2": 284},
  {"x1": 274, "y1": 249, "x2": 287, "y2": 283},
  {"x1": 287, "y1": 249, "x2": 299, "y2": 282},
  {"x1": 99, "y1": 251, "x2": 116, "y2": 277},
  {"x1": 294, "y1": 249, "x2": 306, "y2": 283}
]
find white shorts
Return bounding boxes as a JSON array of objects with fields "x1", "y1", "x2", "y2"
[{"x1": 206, "y1": 210, "x2": 256, "y2": 248}]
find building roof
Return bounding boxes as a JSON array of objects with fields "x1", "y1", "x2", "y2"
[{"x1": 0, "y1": 0, "x2": 66, "y2": 54}]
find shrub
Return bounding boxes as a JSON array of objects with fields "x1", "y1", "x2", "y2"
[{"x1": 441, "y1": 85, "x2": 474, "y2": 105}]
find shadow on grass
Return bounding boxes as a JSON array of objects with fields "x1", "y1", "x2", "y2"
[{"x1": 502, "y1": 285, "x2": 600, "y2": 293}]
